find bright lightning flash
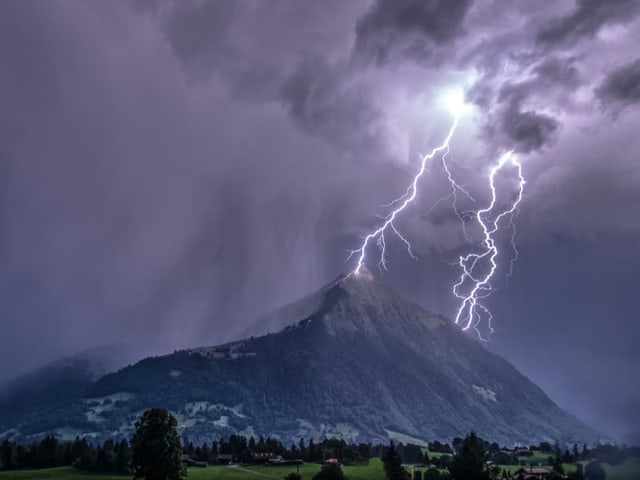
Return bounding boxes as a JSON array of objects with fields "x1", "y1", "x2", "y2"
[
  {"x1": 453, "y1": 151, "x2": 525, "y2": 338},
  {"x1": 347, "y1": 89, "x2": 525, "y2": 341},
  {"x1": 441, "y1": 90, "x2": 468, "y2": 118},
  {"x1": 348, "y1": 91, "x2": 465, "y2": 274}
]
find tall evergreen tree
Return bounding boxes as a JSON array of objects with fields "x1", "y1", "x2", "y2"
[
  {"x1": 131, "y1": 408, "x2": 186, "y2": 480},
  {"x1": 423, "y1": 468, "x2": 441, "y2": 480},
  {"x1": 0, "y1": 439, "x2": 15, "y2": 470},
  {"x1": 585, "y1": 460, "x2": 606, "y2": 480},
  {"x1": 448, "y1": 433, "x2": 490, "y2": 480},
  {"x1": 382, "y1": 442, "x2": 409, "y2": 480},
  {"x1": 115, "y1": 439, "x2": 130, "y2": 473},
  {"x1": 568, "y1": 463, "x2": 585, "y2": 480}
]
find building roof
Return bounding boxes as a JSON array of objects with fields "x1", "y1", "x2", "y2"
[{"x1": 518, "y1": 467, "x2": 550, "y2": 474}]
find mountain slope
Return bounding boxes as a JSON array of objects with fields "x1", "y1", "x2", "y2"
[
  {"x1": 0, "y1": 344, "x2": 142, "y2": 439},
  {"x1": 0, "y1": 271, "x2": 600, "y2": 445}
]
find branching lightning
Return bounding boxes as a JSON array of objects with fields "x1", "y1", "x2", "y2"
[
  {"x1": 347, "y1": 112, "x2": 460, "y2": 274},
  {"x1": 440, "y1": 142, "x2": 475, "y2": 243},
  {"x1": 452, "y1": 151, "x2": 525, "y2": 338},
  {"x1": 347, "y1": 89, "x2": 526, "y2": 340}
]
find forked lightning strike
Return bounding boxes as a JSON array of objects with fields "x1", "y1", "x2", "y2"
[
  {"x1": 347, "y1": 112, "x2": 460, "y2": 274},
  {"x1": 348, "y1": 90, "x2": 525, "y2": 340},
  {"x1": 453, "y1": 151, "x2": 525, "y2": 338}
]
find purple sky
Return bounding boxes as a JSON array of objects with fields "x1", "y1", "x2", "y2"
[{"x1": 1, "y1": 0, "x2": 639, "y2": 441}]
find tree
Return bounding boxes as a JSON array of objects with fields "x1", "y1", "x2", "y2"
[
  {"x1": 131, "y1": 408, "x2": 186, "y2": 480},
  {"x1": 401, "y1": 444, "x2": 425, "y2": 464},
  {"x1": 115, "y1": 440, "x2": 130, "y2": 474},
  {"x1": 423, "y1": 468, "x2": 442, "y2": 480},
  {"x1": 0, "y1": 439, "x2": 15, "y2": 470},
  {"x1": 37, "y1": 435, "x2": 58, "y2": 467},
  {"x1": 448, "y1": 433, "x2": 490, "y2": 480},
  {"x1": 312, "y1": 463, "x2": 346, "y2": 480},
  {"x1": 552, "y1": 455, "x2": 565, "y2": 476},
  {"x1": 549, "y1": 471, "x2": 564, "y2": 480},
  {"x1": 382, "y1": 442, "x2": 409, "y2": 480},
  {"x1": 585, "y1": 460, "x2": 606, "y2": 480},
  {"x1": 568, "y1": 463, "x2": 585, "y2": 480}
]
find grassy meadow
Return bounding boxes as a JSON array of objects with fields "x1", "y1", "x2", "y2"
[
  {"x1": 0, "y1": 460, "x2": 384, "y2": 480},
  {"x1": 1, "y1": 456, "x2": 640, "y2": 480}
]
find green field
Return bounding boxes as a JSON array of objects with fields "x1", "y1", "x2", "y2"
[
  {"x1": 0, "y1": 460, "x2": 385, "y2": 480},
  {"x1": 0, "y1": 468, "x2": 125, "y2": 480},
  {"x1": 1, "y1": 457, "x2": 639, "y2": 480}
]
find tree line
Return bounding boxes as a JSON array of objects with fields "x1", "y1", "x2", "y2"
[
  {"x1": 1, "y1": 408, "x2": 639, "y2": 480},
  {"x1": 0, "y1": 435, "x2": 130, "y2": 473},
  {"x1": 182, "y1": 434, "x2": 374, "y2": 465}
]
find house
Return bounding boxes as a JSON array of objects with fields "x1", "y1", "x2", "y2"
[
  {"x1": 515, "y1": 466, "x2": 550, "y2": 479},
  {"x1": 251, "y1": 452, "x2": 281, "y2": 462},
  {"x1": 180, "y1": 455, "x2": 207, "y2": 468},
  {"x1": 515, "y1": 448, "x2": 534, "y2": 457},
  {"x1": 213, "y1": 453, "x2": 234, "y2": 465},
  {"x1": 267, "y1": 458, "x2": 304, "y2": 466}
]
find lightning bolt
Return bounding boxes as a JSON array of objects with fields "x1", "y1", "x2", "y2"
[
  {"x1": 347, "y1": 91, "x2": 525, "y2": 341},
  {"x1": 440, "y1": 142, "x2": 475, "y2": 243},
  {"x1": 347, "y1": 113, "x2": 460, "y2": 274},
  {"x1": 452, "y1": 151, "x2": 525, "y2": 338}
]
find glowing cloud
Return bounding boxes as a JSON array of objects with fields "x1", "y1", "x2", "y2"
[
  {"x1": 348, "y1": 89, "x2": 525, "y2": 341},
  {"x1": 441, "y1": 89, "x2": 469, "y2": 117}
]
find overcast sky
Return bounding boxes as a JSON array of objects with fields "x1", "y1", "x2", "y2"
[{"x1": 1, "y1": 0, "x2": 639, "y2": 442}]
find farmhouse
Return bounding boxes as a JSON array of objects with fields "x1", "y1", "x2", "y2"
[
  {"x1": 515, "y1": 448, "x2": 534, "y2": 456},
  {"x1": 515, "y1": 466, "x2": 551, "y2": 479},
  {"x1": 213, "y1": 453, "x2": 234, "y2": 464},
  {"x1": 180, "y1": 455, "x2": 207, "y2": 468}
]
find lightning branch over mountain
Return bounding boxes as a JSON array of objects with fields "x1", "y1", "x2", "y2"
[
  {"x1": 452, "y1": 151, "x2": 525, "y2": 339},
  {"x1": 347, "y1": 111, "x2": 460, "y2": 274},
  {"x1": 347, "y1": 91, "x2": 525, "y2": 339}
]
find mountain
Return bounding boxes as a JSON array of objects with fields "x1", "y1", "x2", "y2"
[
  {"x1": 0, "y1": 271, "x2": 601, "y2": 445},
  {"x1": 0, "y1": 344, "x2": 144, "y2": 440},
  {"x1": 0, "y1": 344, "x2": 138, "y2": 403}
]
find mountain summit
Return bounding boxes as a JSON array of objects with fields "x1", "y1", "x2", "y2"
[{"x1": 0, "y1": 273, "x2": 599, "y2": 445}]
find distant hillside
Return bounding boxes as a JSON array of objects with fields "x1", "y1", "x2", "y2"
[{"x1": 0, "y1": 271, "x2": 601, "y2": 445}]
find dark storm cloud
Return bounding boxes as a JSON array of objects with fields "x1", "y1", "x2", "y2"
[
  {"x1": 500, "y1": 105, "x2": 560, "y2": 153},
  {"x1": 470, "y1": 74, "x2": 564, "y2": 155},
  {"x1": 278, "y1": 0, "x2": 476, "y2": 159},
  {"x1": 596, "y1": 58, "x2": 640, "y2": 106},
  {"x1": 1, "y1": 0, "x2": 639, "y2": 444},
  {"x1": 463, "y1": 23, "x2": 583, "y2": 154},
  {"x1": 133, "y1": 0, "x2": 274, "y2": 99},
  {"x1": 160, "y1": 0, "x2": 237, "y2": 78},
  {"x1": 495, "y1": 82, "x2": 561, "y2": 153},
  {"x1": 0, "y1": 0, "x2": 405, "y2": 382},
  {"x1": 354, "y1": 0, "x2": 473, "y2": 65},
  {"x1": 135, "y1": 0, "x2": 364, "y2": 102},
  {"x1": 278, "y1": 54, "x2": 396, "y2": 159},
  {"x1": 532, "y1": 56, "x2": 582, "y2": 88},
  {"x1": 0, "y1": 0, "x2": 356, "y2": 375},
  {"x1": 536, "y1": 0, "x2": 640, "y2": 46}
]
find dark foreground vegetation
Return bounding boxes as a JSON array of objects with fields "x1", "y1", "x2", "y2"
[{"x1": 1, "y1": 409, "x2": 639, "y2": 480}]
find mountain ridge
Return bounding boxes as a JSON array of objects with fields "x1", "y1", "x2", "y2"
[{"x1": 0, "y1": 271, "x2": 602, "y2": 446}]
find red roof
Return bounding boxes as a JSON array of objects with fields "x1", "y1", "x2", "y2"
[{"x1": 520, "y1": 467, "x2": 550, "y2": 474}]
